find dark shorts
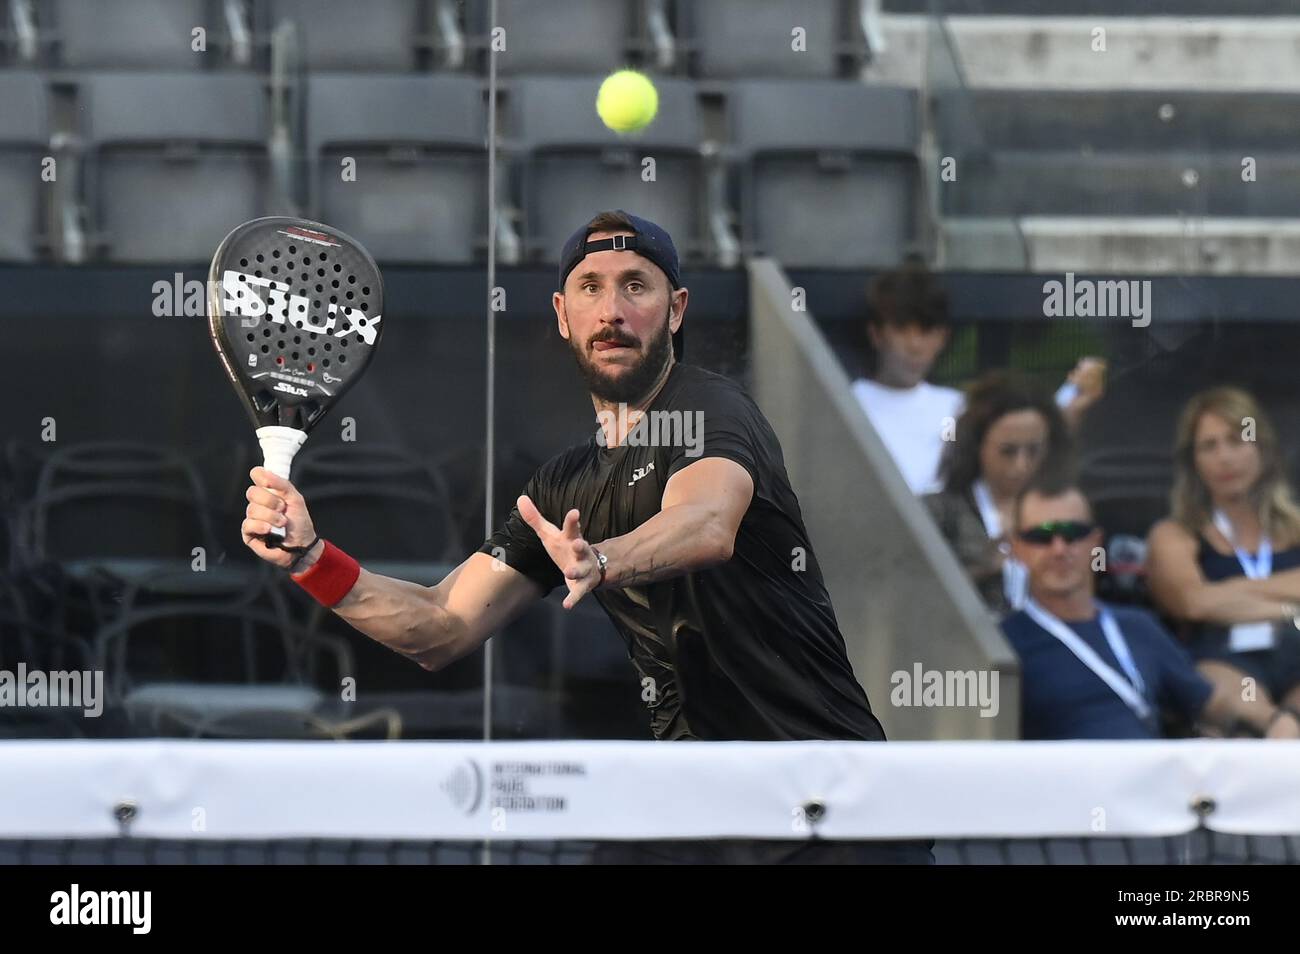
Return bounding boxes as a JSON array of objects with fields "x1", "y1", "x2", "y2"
[
  {"x1": 592, "y1": 838, "x2": 936, "y2": 865},
  {"x1": 1186, "y1": 623, "x2": 1300, "y2": 702}
]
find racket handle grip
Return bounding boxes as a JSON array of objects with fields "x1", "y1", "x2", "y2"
[
  {"x1": 256, "y1": 426, "x2": 307, "y2": 548},
  {"x1": 256, "y1": 425, "x2": 308, "y2": 481}
]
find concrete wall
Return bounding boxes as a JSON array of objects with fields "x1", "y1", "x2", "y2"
[{"x1": 748, "y1": 258, "x2": 1019, "y2": 740}]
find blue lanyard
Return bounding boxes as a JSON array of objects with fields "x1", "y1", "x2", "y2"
[
  {"x1": 1213, "y1": 509, "x2": 1272, "y2": 580},
  {"x1": 1024, "y1": 599, "x2": 1150, "y2": 718},
  {"x1": 1096, "y1": 607, "x2": 1145, "y2": 698}
]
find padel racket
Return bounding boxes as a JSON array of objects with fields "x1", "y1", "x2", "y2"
[{"x1": 207, "y1": 216, "x2": 385, "y2": 545}]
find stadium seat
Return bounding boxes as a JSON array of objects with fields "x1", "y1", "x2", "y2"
[
  {"x1": 306, "y1": 73, "x2": 488, "y2": 263},
  {"x1": 959, "y1": 91, "x2": 1300, "y2": 155},
  {"x1": 92, "y1": 595, "x2": 400, "y2": 740},
  {"x1": 464, "y1": 0, "x2": 636, "y2": 75},
  {"x1": 265, "y1": 0, "x2": 426, "y2": 70},
  {"x1": 284, "y1": 442, "x2": 467, "y2": 702},
  {"x1": 6, "y1": 439, "x2": 268, "y2": 703},
  {"x1": 0, "y1": 583, "x2": 91, "y2": 738},
  {"x1": 290, "y1": 442, "x2": 463, "y2": 569},
  {"x1": 47, "y1": 0, "x2": 248, "y2": 69},
  {"x1": 883, "y1": 0, "x2": 1294, "y2": 12},
  {"x1": 77, "y1": 72, "x2": 269, "y2": 263},
  {"x1": 683, "y1": 0, "x2": 861, "y2": 78},
  {"x1": 508, "y1": 74, "x2": 709, "y2": 264},
  {"x1": 949, "y1": 153, "x2": 1300, "y2": 219},
  {"x1": 0, "y1": 70, "x2": 47, "y2": 262},
  {"x1": 9, "y1": 441, "x2": 259, "y2": 600},
  {"x1": 941, "y1": 90, "x2": 1300, "y2": 219},
  {"x1": 729, "y1": 79, "x2": 918, "y2": 267}
]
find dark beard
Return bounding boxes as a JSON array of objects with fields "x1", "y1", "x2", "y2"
[{"x1": 569, "y1": 308, "x2": 673, "y2": 404}]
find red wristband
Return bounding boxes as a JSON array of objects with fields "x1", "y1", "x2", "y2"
[{"x1": 290, "y1": 540, "x2": 360, "y2": 607}]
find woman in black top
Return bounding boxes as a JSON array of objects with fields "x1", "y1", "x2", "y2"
[{"x1": 1147, "y1": 387, "x2": 1300, "y2": 734}]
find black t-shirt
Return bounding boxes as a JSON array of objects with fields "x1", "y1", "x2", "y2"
[{"x1": 479, "y1": 362, "x2": 885, "y2": 742}]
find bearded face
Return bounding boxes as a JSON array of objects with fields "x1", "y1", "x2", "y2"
[{"x1": 568, "y1": 300, "x2": 674, "y2": 404}]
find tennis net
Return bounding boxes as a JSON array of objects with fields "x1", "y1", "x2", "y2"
[{"x1": 2, "y1": 739, "x2": 1298, "y2": 864}]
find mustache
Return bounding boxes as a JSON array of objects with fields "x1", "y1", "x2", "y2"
[{"x1": 589, "y1": 331, "x2": 639, "y2": 348}]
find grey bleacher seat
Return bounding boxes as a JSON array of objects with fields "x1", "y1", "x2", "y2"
[
  {"x1": 0, "y1": 581, "x2": 90, "y2": 737},
  {"x1": 509, "y1": 74, "x2": 707, "y2": 263},
  {"x1": 79, "y1": 72, "x2": 268, "y2": 263},
  {"x1": 306, "y1": 73, "x2": 487, "y2": 263},
  {"x1": 267, "y1": 0, "x2": 425, "y2": 70},
  {"x1": 883, "y1": 0, "x2": 1293, "y2": 12},
  {"x1": 941, "y1": 90, "x2": 1300, "y2": 218},
  {"x1": 961, "y1": 91, "x2": 1300, "y2": 155},
  {"x1": 14, "y1": 440, "x2": 225, "y2": 575},
  {"x1": 0, "y1": 70, "x2": 46, "y2": 262},
  {"x1": 290, "y1": 442, "x2": 462, "y2": 566},
  {"x1": 947, "y1": 153, "x2": 1300, "y2": 218},
  {"x1": 94, "y1": 599, "x2": 402, "y2": 740},
  {"x1": 465, "y1": 0, "x2": 635, "y2": 75},
  {"x1": 729, "y1": 80, "x2": 918, "y2": 267},
  {"x1": 287, "y1": 441, "x2": 463, "y2": 696},
  {"x1": 684, "y1": 0, "x2": 855, "y2": 78},
  {"x1": 49, "y1": 0, "x2": 232, "y2": 69}
]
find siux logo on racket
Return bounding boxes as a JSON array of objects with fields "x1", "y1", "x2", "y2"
[{"x1": 219, "y1": 269, "x2": 382, "y2": 343}]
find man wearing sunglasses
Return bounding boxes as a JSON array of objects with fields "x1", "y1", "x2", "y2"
[{"x1": 1000, "y1": 478, "x2": 1300, "y2": 740}]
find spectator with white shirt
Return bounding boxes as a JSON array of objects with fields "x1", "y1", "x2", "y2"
[
  {"x1": 850, "y1": 258, "x2": 962, "y2": 495},
  {"x1": 850, "y1": 259, "x2": 1108, "y2": 495},
  {"x1": 1147, "y1": 387, "x2": 1300, "y2": 725},
  {"x1": 923, "y1": 372, "x2": 1074, "y2": 616}
]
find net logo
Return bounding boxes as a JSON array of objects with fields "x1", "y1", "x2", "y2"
[
  {"x1": 220, "y1": 270, "x2": 381, "y2": 344},
  {"x1": 489, "y1": 761, "x2": 583, "y2": 813},
  {"x1": 49, "y1": 885, "x2": 151, "y2": 935},
  {"x1": 441, "y1": 760, "x2": 485, "y2": 815}
]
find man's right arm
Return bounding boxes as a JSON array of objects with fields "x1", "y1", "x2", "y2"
[
  {"x1": 294, "y1": 546, "x2": 544, "y2": 671},
  {"x1": 243, "y1": 465, "x2": 547, "y2": 670}
]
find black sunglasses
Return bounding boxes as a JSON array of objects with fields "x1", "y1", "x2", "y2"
[{"x1": 1017, "y1": 521, "x2": 1096, "y2": 545}]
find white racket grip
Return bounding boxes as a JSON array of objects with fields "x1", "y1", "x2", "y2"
[{"x1": 256, "y1": 426, "x2": 308, "y2": 540}]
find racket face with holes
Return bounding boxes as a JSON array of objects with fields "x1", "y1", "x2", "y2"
[{"x1": 207, "y1": 217, "x2": 386, "y2": 433}]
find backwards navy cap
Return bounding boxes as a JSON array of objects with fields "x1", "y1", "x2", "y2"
[{"x1": 558, "y1": 210, "x2": 683, "y2": 359}]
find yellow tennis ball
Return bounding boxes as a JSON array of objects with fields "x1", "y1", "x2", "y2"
[{"x1": 596, "y1": 70, "x2": 658, "y2": 133}]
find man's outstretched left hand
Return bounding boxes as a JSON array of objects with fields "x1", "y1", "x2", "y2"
[{"x1": 518, "y1": 495, "x2": 602, "y2": 609}]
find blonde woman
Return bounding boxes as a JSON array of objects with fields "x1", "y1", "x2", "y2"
[{"x1": 1147, "y1": 387, "x2": 1300, "y2": 736}]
